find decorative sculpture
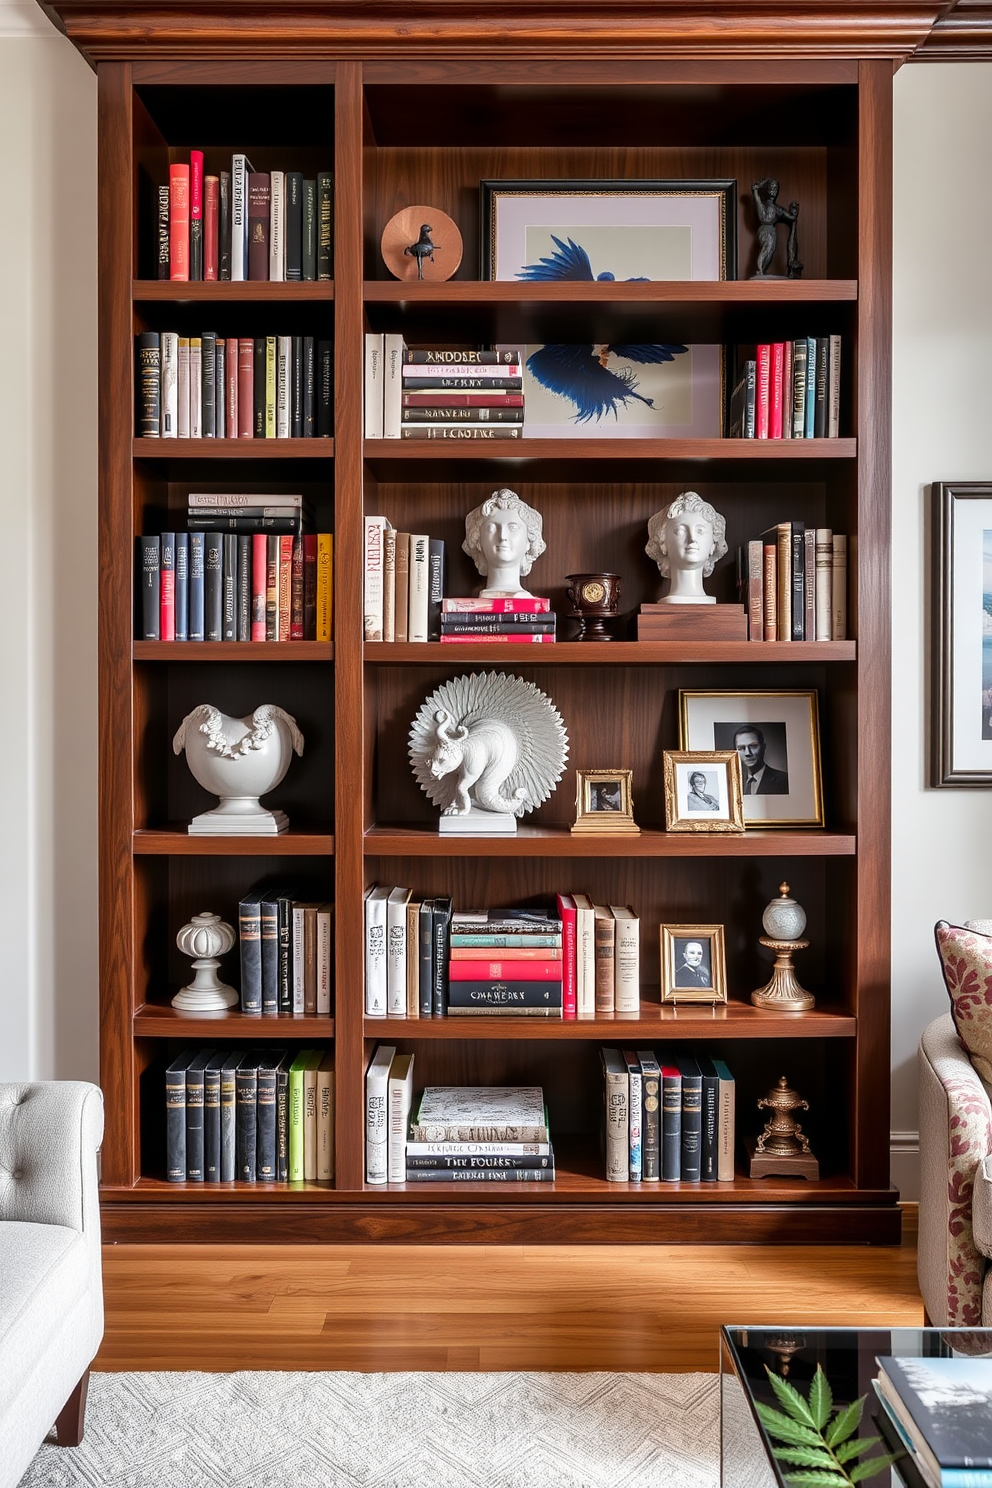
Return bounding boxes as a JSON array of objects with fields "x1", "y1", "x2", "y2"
[
  {"x1": 751, "y1": 882, "x2": 814, "y2": 1011},
  {"x1": 380, "y1": 205, "x2": 463, "y2": 282},
  {"x1": 565, "y1": 572, "x2": 622, "y2": 641},
  {"x1": 463, "y1": 488, "x2": 547, "y2": 598},
  {"x1": 173, "y1": 703, "x2": 304, "y2": 835},
  {"x1": 751, "y1": 178, "x2": 803, "y2": 279},
  {"x1": 409, "y1": 672, "x2": 568, "y2": 834},
  {"x1": 748, "y1": 1076, "x2": 819, "y2": 1180},
  {"x1": 645, "y1": 491, "x2": 728, "y2": 605},
  {"x1": 173, "y1": 911, "x2": 239, "y2": 1012}
]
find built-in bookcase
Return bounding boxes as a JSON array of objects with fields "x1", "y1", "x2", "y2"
[{"x1": 60, "y1": 13, "x2": 896, "y2": 1242}]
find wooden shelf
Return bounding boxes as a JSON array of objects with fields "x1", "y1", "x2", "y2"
[
  {"x1": 365, "y1": 437, "x2": 856, "y2": 463},
  {"x1": 135, "y1": 641, "x2": 333, "y2": 661},
  {"x1": 133, "y1": 829, "x2": 334, "y2": 856},
  {"x1": 134, "y1": 280, "x2": 333, "y2": 302},
  {"x1": 365, "y1": 825, "x2": 855, "y2": 857},
  {"x1": 366, "y1": 641, "x2": 856, "y2": 664},
  {"x1": 135, "y1": 1004, "x2": 335, "y2": 1038},
  {"x1": 364, "y1": 280, "x2": 858, "y2": 306},
  {"x1": 133, "y1": 438, "x2": 333, "y2": 459},
  {"x1": 366, "y1": 999, "x2": 855, "y2": 1040}
]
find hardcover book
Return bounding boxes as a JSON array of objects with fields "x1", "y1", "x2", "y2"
[
  {"x1": 411, "y1": 1086, "x2": 548, "y2": 1142},
  {"x1": 876, "y1": 1356, "x2": 992, "y2": 1477}
]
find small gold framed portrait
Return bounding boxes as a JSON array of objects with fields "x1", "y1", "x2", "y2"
[
  {"x1": 571, "y1": 768, "x2": 639, "y2": 834},
  {"x1": 660, "y1": 924, "x2": 728, "y2": 1005},
  {"x1": 663, "y1": 750, "x2": 744, "y2": 833}
]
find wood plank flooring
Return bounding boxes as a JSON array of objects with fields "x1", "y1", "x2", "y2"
[{"x1": 96, "y1": 1208, "x2": 923, "y2": 1374}]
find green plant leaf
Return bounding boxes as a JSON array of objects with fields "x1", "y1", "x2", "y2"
[
  {"x1": 771, "y1": 1447, "x2": 841, "y2": 1468},
  {"x1": 809, "y1": 1367, "x2": 834, "y2": 1430},
  {"x1": 834, "y1": 1437, "x2": 881, "y2": 1463},
  {"x1": 825, "y1": 1396, "x2": 866, "y2": 1447},
  {"x1": 766, "y1": 1367, "x2": 818, "y2": 1427},
  {"x1": 755, "y1": 1402, "x2": 824, "y2": 1447},
  {"x1": 782, "y1": 1473, "x2": 851, "y2": 1487},
  {"x1": 848, "y1": 1455, "x2": 901, "y2": 1483}
]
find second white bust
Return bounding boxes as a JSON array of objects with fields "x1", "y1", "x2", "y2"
[
  {"x1": 463, "y1": 487, "x2": 546, "y2": 598},
  {"x1": 645, "y1": 491, "x2": 729, "y2": 605}
]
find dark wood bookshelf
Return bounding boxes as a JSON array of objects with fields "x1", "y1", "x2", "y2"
[{"x1": 52, "y1": 0, "x2": 896, "y2": 1243}]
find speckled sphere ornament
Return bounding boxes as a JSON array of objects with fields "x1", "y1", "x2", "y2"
[{"x1": 762, "y1": 883, "x2": 807, "y2": 941}]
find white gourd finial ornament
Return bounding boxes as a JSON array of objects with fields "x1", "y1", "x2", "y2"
[{"x1": 173, "y1": 912, "x2": 239, "y2": 1013}]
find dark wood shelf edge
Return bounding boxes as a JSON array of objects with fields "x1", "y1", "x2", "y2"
[
  {"x1": 134, "y1": 1006, "x2": 335, "y2": 1037},
  {"x1": 364, "y1": 1011, "x2": 857, "y2": 1039},
  {"x1": 364, "y1": 438, "x2": 857, "y2": 461},
  {"x1": 134, "y1": 641, "x2": 333, "y2": 660},
  {"x1": 366, "y1": 641, "x2": 857, "y2": 663},
  {"x1": 133, "y1": 280, "x2": 334, "y2": 301},
  {"x1": 364, "y1": 826, "x2": 857, "y2": 857},
  {"x1": 363, "y1": 280, "x2": 859, "y2": 304},
  {"x1": 133, "y1": 830, "x2": 334, "y2": 856},
  {"x1": 133, "y1": 438, "x2": 334, "y2": 458}
]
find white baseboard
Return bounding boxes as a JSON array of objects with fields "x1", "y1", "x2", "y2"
[{"x1": 890, "y1": 1131, "x2": 919, "y2": 1201}]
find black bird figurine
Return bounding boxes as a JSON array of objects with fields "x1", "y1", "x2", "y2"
[{"x1": 404, "y1": 223, "x2": 437, "y2": 280}]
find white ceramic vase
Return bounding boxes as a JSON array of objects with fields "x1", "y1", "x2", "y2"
[{"x1": 172, "y1": 703, "x2": 304, "y2": 835}]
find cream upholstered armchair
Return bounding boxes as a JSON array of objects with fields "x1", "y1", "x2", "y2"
[
  {"x1": 918, "y1": 924, "x2": 992, "y2": 1327},
  {"x1": 0, "y1": 1082, "x2": 105, "y2": 1488}
]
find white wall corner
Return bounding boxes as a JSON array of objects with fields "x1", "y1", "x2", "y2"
[
  {"x1": 0, "y1": 3, "x2": 61, "y2": 38},
  {"x1": 890, "y1": 1131, "x2": 919, "y2": 1202}
]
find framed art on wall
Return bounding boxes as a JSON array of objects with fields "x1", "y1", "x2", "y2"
[
  {"x1": 930, "y1": 481, "x2": 992, "y2": 786},
  {"x1": 679, "y1": 690, "x2": 823, "y2": 827}
]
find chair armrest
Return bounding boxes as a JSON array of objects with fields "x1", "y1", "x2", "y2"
[
  {"x1": 0, "y1": 1082, "x2": 103, "y2": 1236},
  {"x1": 918, "y1": 1015, "x2": 992, "y2": 1326}
]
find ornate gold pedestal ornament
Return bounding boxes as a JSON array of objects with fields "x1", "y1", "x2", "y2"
[
  {"x1": 747, "y1": 1075, "x2": 819, "y2": 1180},
  {"x1": 751, "y1": 882, "x2": 814, "y2": 1010},
  {"x1": 764, "y1": 1333, "x2": 807, "y2": 1378}
]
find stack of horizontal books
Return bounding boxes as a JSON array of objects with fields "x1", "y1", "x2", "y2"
[
  {"x1": 447, "y1": 910, "x2": 563, "y2": 1016},
  {"x1": 407, "y1": 1085, "x2": 553, "y2": 1183},
  {"x1": 440, "y1": 596, "x2": 556, "y2": 645},
  {"x1": 874, "y1": 1353, "x2": 992, "y2": 1488},
  {"x1": 365, "y1": 336, "x2": 525, "y2": 440}
]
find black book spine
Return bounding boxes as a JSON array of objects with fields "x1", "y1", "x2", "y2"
[
  {"x1": 215, "y1": 339, "x2": 226, "y2": 438},
  {"x1": 640, "y1": 1062, "x2": 660, "y2": 1181},
  {"x1": 791, "y1": 524, "x2": 805, "y2": 642},
  {"x1": 135, "y1": 332, "x2": 161, "y2": 437},
  {"x1": 174, "y1": 532, "x2": 188, "y2": 642},
  {"x1": 661, "y1": 1069, "x2": 681, "y2": 1182},
  {"x1": 185, "y1": 1063, "x2": 206, "y2": 1181},
  {"x1": 256, "y1": 1064, "x2": 278, "y2": 1181},
  {"x1": 277, "y1": 894, "x2": 294, "y2": 1012},
  {"x1": 303, "y1": 336, "x2": 315, "y2": 436},
  {"x1": 291, "y1": 335, "x2": 303, "y2": 438},
  {"x1": 203, "y1": 1064, "x2": 221, "y2": 1181},
  {"x1": 188, "y1": 532, "x2": 205, "y2": 641},
  {"x1": 285, "y1": 171, "x2": 303, "y2": 279},
  {"x1": 678, "y1": 1059, "x2": 702, "y2": 1182},
  {"x1": 814, "y1": 336, "x2": 828, "y2": 437},
  {"x1": 317, "y1": 340, "x2": 332, "y2": 436},
  {"x1": 186, "y1": 514, "x2": 302, "y2": 534},
  {"x1": 219, "y1": 170, "x2": 231, "y2": 280},
  {"x1": 219, "y1": 1051, "x2": 244, "y2": 1183},
  {"x1": 260, "y1": 897, "x2": 279, "y2": 1014},
  {"x1": 432, "y1": 897, "x2": 452, "y2": 1016},
  {"x1": 204, "y1": 531, "x2": 223, "y2": 641},
  {"x1": 201, "y1": 330, "x2": 216, "y2": 437},
  {"x1": 222, "y1": 532, "x2": 238, "y2": 640},
  {"x1": 235, "y1": 1063, "x2": 258, "y2": 1182},
  {"x1": 238, "y1": 894, "x2": 263, "y2": 1013},
  {"x1": 419, "y1": 898, "x2": 435, "y2": 1018},
  {"x1": 276, "y1": 1068, "x2": 289, "y2": 1182},
  {"x1": 157, "y1": 184, "x2": 170, "y2": 279},
  {"x1": 698, "y1": 1062, "x2": 720, "y2": 1181},
  {"x1": 302, "y1": 178, "x2": 317, "y2": 280},
  {"x1": 406, "y1": 1153, "x2": 554, "y2": 1171},
  {"x1": 237, "y1": 534, "x2": 251, "y2": 641},
  {"x1": 428, "y1": 539, "x2": 445, "y2": 642},
  {"x1": 165, "y1": 1058, "x2": 188, "y2": 1182},
  {"x1": 317, "y1": 171, "x2": 332, "y2": 280},
  {"x1": 253, "y1": 337, "x2": 267, "y2": 437},
  {"x1": 446, "y1": 981, "x2": 563, "y2": 1009},
  {"x1": 138, "y1": 536, "x2": 160, "y2": 640}
]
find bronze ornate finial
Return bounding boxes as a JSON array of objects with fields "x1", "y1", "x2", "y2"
[{"x1": 748, "y1": 1075, "x2": 819, "y2": 1179}]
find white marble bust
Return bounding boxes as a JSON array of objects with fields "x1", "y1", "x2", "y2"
[
  {"x1": 463, "y1": 488, "x2": 546, "y2": 598},
  {"x1": 645, "y1": 491, "x2": 728, "y2": 605}
]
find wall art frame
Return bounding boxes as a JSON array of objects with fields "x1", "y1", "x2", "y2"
[{"x1": 930, "y1": 480, "x2": 992, "y2": 786}]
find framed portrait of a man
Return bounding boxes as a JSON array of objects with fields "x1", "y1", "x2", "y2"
[
  {"x1": 663, "y1": 750, "x2": 744, "y2": 833},
  {"x1": 678, "y1": 690, "x2": 823, "y2": 827},
  {"x1": 660, "y1": 924, "x2": 727, "y2": 1005}
]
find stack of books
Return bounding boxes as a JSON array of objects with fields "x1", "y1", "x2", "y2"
[
  {"x1": 165, "y1": 1046, "x2": 334, "y2": 1184},
  {"x1": 874, "y1": 1354, "x2": 992, "y2": 1488},
  {"x1": 601, "y1": 1049, "x2": 735, "y2": 1183},
  {"x1": 157, "y1": 152, "x2": 332, "y2": 283},
  {"x1": 440, "y1": 596, "x2": 556, "y2": 645},
  {"x1": 137, "y1": 525, "x2": 332, "y2": 642},
  {"x1": 364, "y1": 335, "x2": 525, "y2": 441},
  {"x1": 736, "y1": 522, "x2": 847, "y2": 642},
  {"x1": 135, "y1": 331, "x2": 332, "y2": 439},
  {"x1": 238, "y1": 883, "x2": 333, "y2": 1015},
  {"x1": 447, "y1": 909, "x2": 563, "y2": 1016},
  {"x1": 729, "y1": 337, "x2": 841, "y2": 440}
]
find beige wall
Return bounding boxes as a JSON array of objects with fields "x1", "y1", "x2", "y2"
[{"x1": 1, "y1": 18, "x2": 988, "y2": 1202}]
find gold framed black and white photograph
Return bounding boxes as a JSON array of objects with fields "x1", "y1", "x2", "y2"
[
  {"x1": 571, "y1": 768, "x2": 639, "y2": 834},
  {"x1": 678, "y1": 690, "x2": 824, "y2": 828},
  {"x1": 663, "y1": 750, "x2": 744, "y2": 833},
  {"x1": 660, "y1": 924, "x2": 728, "y2": 1005}
]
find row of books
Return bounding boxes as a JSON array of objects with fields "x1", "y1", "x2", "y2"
[
  {"x1": 737, "y1": 524, "x2": 847, "y2": 642},
  {"x1": 602, "y1": 1049, "x2": 735, "y2": 1184},
  {"x1": 366, "y1": 1061, "x2": 552, "y2": 1186},
  {"x1": 158, "y1": 153, "x2": 332, "y2": 283},
  {"x1": 874, "y1": 1353, "x2": 992, "y2": 1488},
  {"x1": 165, "y1": 1046, "x2": 334, "y2": 1184},
  {"x1": 364, "y1": 337, "x2": 526, "y2": 441},
  {"x1": 135, "y1": 331, "x2": 333, "y2": 439},
  {"x1": 364, "y1": 898, "x2": 639, "y2": 1019},
  {"x1": 137, "y1": 528, "x2": 333, "y2": 642},
  {"x1": 729, "y1": 337, "x2": 841, "y2": 439},
  {"x1": 238, "y1": 884, "x2": 334, "y2": 1015},
  {"x1": 363, "y1": 516, "x2": 444, "y2": 642}
]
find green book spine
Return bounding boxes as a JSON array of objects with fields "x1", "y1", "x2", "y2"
[{"x1": 288, "y1": 1050, "x2": 311, "y2": 1181}]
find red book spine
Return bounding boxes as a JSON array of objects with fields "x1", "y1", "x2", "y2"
[
  {"x1": 290, "y1": 534, "x2": 304, "y2": 639},
  {"x1": 556, "y1": 893, "x2": 577, "y2": 1018},
  {"x1": 168, "y1": 164, "x2": 189, "y2": 282},
  {"x1": 250, "y1": 534, "x2": 267, "y2": 641},
  {"x1": 160, "y1": 555, "x2": 175, "y2": 642},
  {"x1": 189, "y1": 150, "x2": 203, "y2": 280},
  {"x1": 755, "y1": 344, "x2": 770, "y2": 438},
  {"x1": 278, "y1": 535, "x2": 294, "y2": 641},
  {"x1": 237, "y1": 338, "x2": 254, "y2": 438},
  {"x1": 225, "y1": 337, "x2": 238, "y2": 435},
  {"x1": 447, "y1": 960, "x2": 563, "y2": 981},
  {"x1": 769, "y1": 342, "x2": 784, "y2": 439},
  {"x1": 439, "y1": 633, "x2": 555, "y2": 643},
  {"x1": 303, "y1": 533, "x2": 318, "y2": 640},
  {"x1": 442, "y1": 597, "x2": 550, "y2": 614},
  {"x1": 203, "y1": 175, "x2": 219, "y2": 281}
]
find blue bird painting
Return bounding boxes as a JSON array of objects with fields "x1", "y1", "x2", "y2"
[
  {"x1": 516, "y1": 234, "x2": 650, "y2": 283},
  {"x1": 526, "y1": 342, "x2": 689, "y2": 424}
]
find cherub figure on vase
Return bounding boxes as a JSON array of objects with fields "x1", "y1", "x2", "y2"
[
  {"x1": 463, "y1": 487, "x2": 546, "y2": 597},
  {"x1": 645, "y1": 491, "x2": 728, "y2": 605}
]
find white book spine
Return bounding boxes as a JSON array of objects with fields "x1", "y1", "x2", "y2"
[
  {"x1": 364, "y1": 332, "x2": 385, "y2": 438},
  {"x1": 717, "y1": 1073, "x2": 735, "y2": 1183},
  {"x1": 827, "y1": 334, "x2": 842, "y2": 438},
  {"x1": 575, "y1": 901, "x2": 596, "y2": 1016},
  {"x1": 402, "y1": 362, "x2": 521, "y2": 379},
  {"x1": 383, "y1": 333, "x2": 406, "y2": 438},
  {"x1": 408, "y1": 534, "x2": 430, "y2": 643},
  {"x1": 814, "y1": 527, "x2": 833, "y2": 641},
  {"x1": 292, "y1": 905, "x2": 306, "y2": 1014},
  {"x1": 626, "y1": 1056, "x2": 642, "y2": 1182},
  {"x1": 602, "y1": 1053, "x2": 629, "y2": 1182},
  {"x1": 388, "y1": 1054, "x2": 415, "y2": 1183},
  {"x1": 177, "y1": 341, "x2": 190, "y2": 438},
  {"x1": 365, "y1": 886, "x2": 388, "y2": 1016},
  {"x1": 382, "y1": 526, "x2": 396, "y2": 644},
  {"x1": 364, "y1": 515, "x2": 387, "y2": 642},
  {"x1": 316, "y1": 905, "x2": 332, "y2": 1015},
  {"x1": 276, "y1": 335, "x2": 291, "y2": 438},
  {"x1": 386, "y1": 889, "x2": 410, "y2": 1017},
  {"x1": 189, "y1": 342, "x2": 202, "y2": 438},
  {"x1": 160, "y1": 332, "x2": 178, "y2": 437},
  {"x1": 269, "y1": 170, "x2": 285, "y2": 281},
  {"x1": 831, "y1": 534, "x2": 848, "y2": 640},
  {"x1": 365, "y1": 1045, "x2": 396, "y2": 1184},
  {"x1": 611, "y1": 909, "x2": 640, "y2": 1014},
  {"x1": 231, "y1": 154, "x2": 250, "y2": 282}
]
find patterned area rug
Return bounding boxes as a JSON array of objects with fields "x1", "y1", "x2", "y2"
[{"x1": 18, "y1": 1369, "x2": 753, "y2": 1488}]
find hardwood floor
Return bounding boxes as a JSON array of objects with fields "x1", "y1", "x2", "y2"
[{"x1": 96, "y1": 1208, "x2": 923, "y2": 1374}]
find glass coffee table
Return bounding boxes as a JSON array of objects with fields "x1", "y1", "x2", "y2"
[{"x1": 720, "y1": 1326, "x2": 992, "y2": 1488}]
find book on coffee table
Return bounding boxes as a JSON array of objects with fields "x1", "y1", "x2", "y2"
[{"x1": 875, "y1": 1354, "x2": 992, "y2": 1488}]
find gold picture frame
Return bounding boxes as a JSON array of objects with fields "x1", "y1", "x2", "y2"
[
  {"x1": 678, "y1": 689, "x2": 824, "y2": 828},
  {"x1": 571, "y1": 768, "x2": 639, "y2": 834},
  {"x1": 663, "y1": 750, "x2": 744, "y2": 833},
  {"x1": 660, "y1": 924, "x2": 728, "y2": 1005}
]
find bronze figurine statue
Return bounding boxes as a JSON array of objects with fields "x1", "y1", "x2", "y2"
[
  {"x1": 404, "y1": 223, "x2": 437, "y2": 280},
  {"x1": 751, "y1": 179, "x2": 803, "y2": 279}
]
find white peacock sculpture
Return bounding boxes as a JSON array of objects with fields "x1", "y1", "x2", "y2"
[{"x1": 408, "y1": 672, "x2": 569, "y2": 834}]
